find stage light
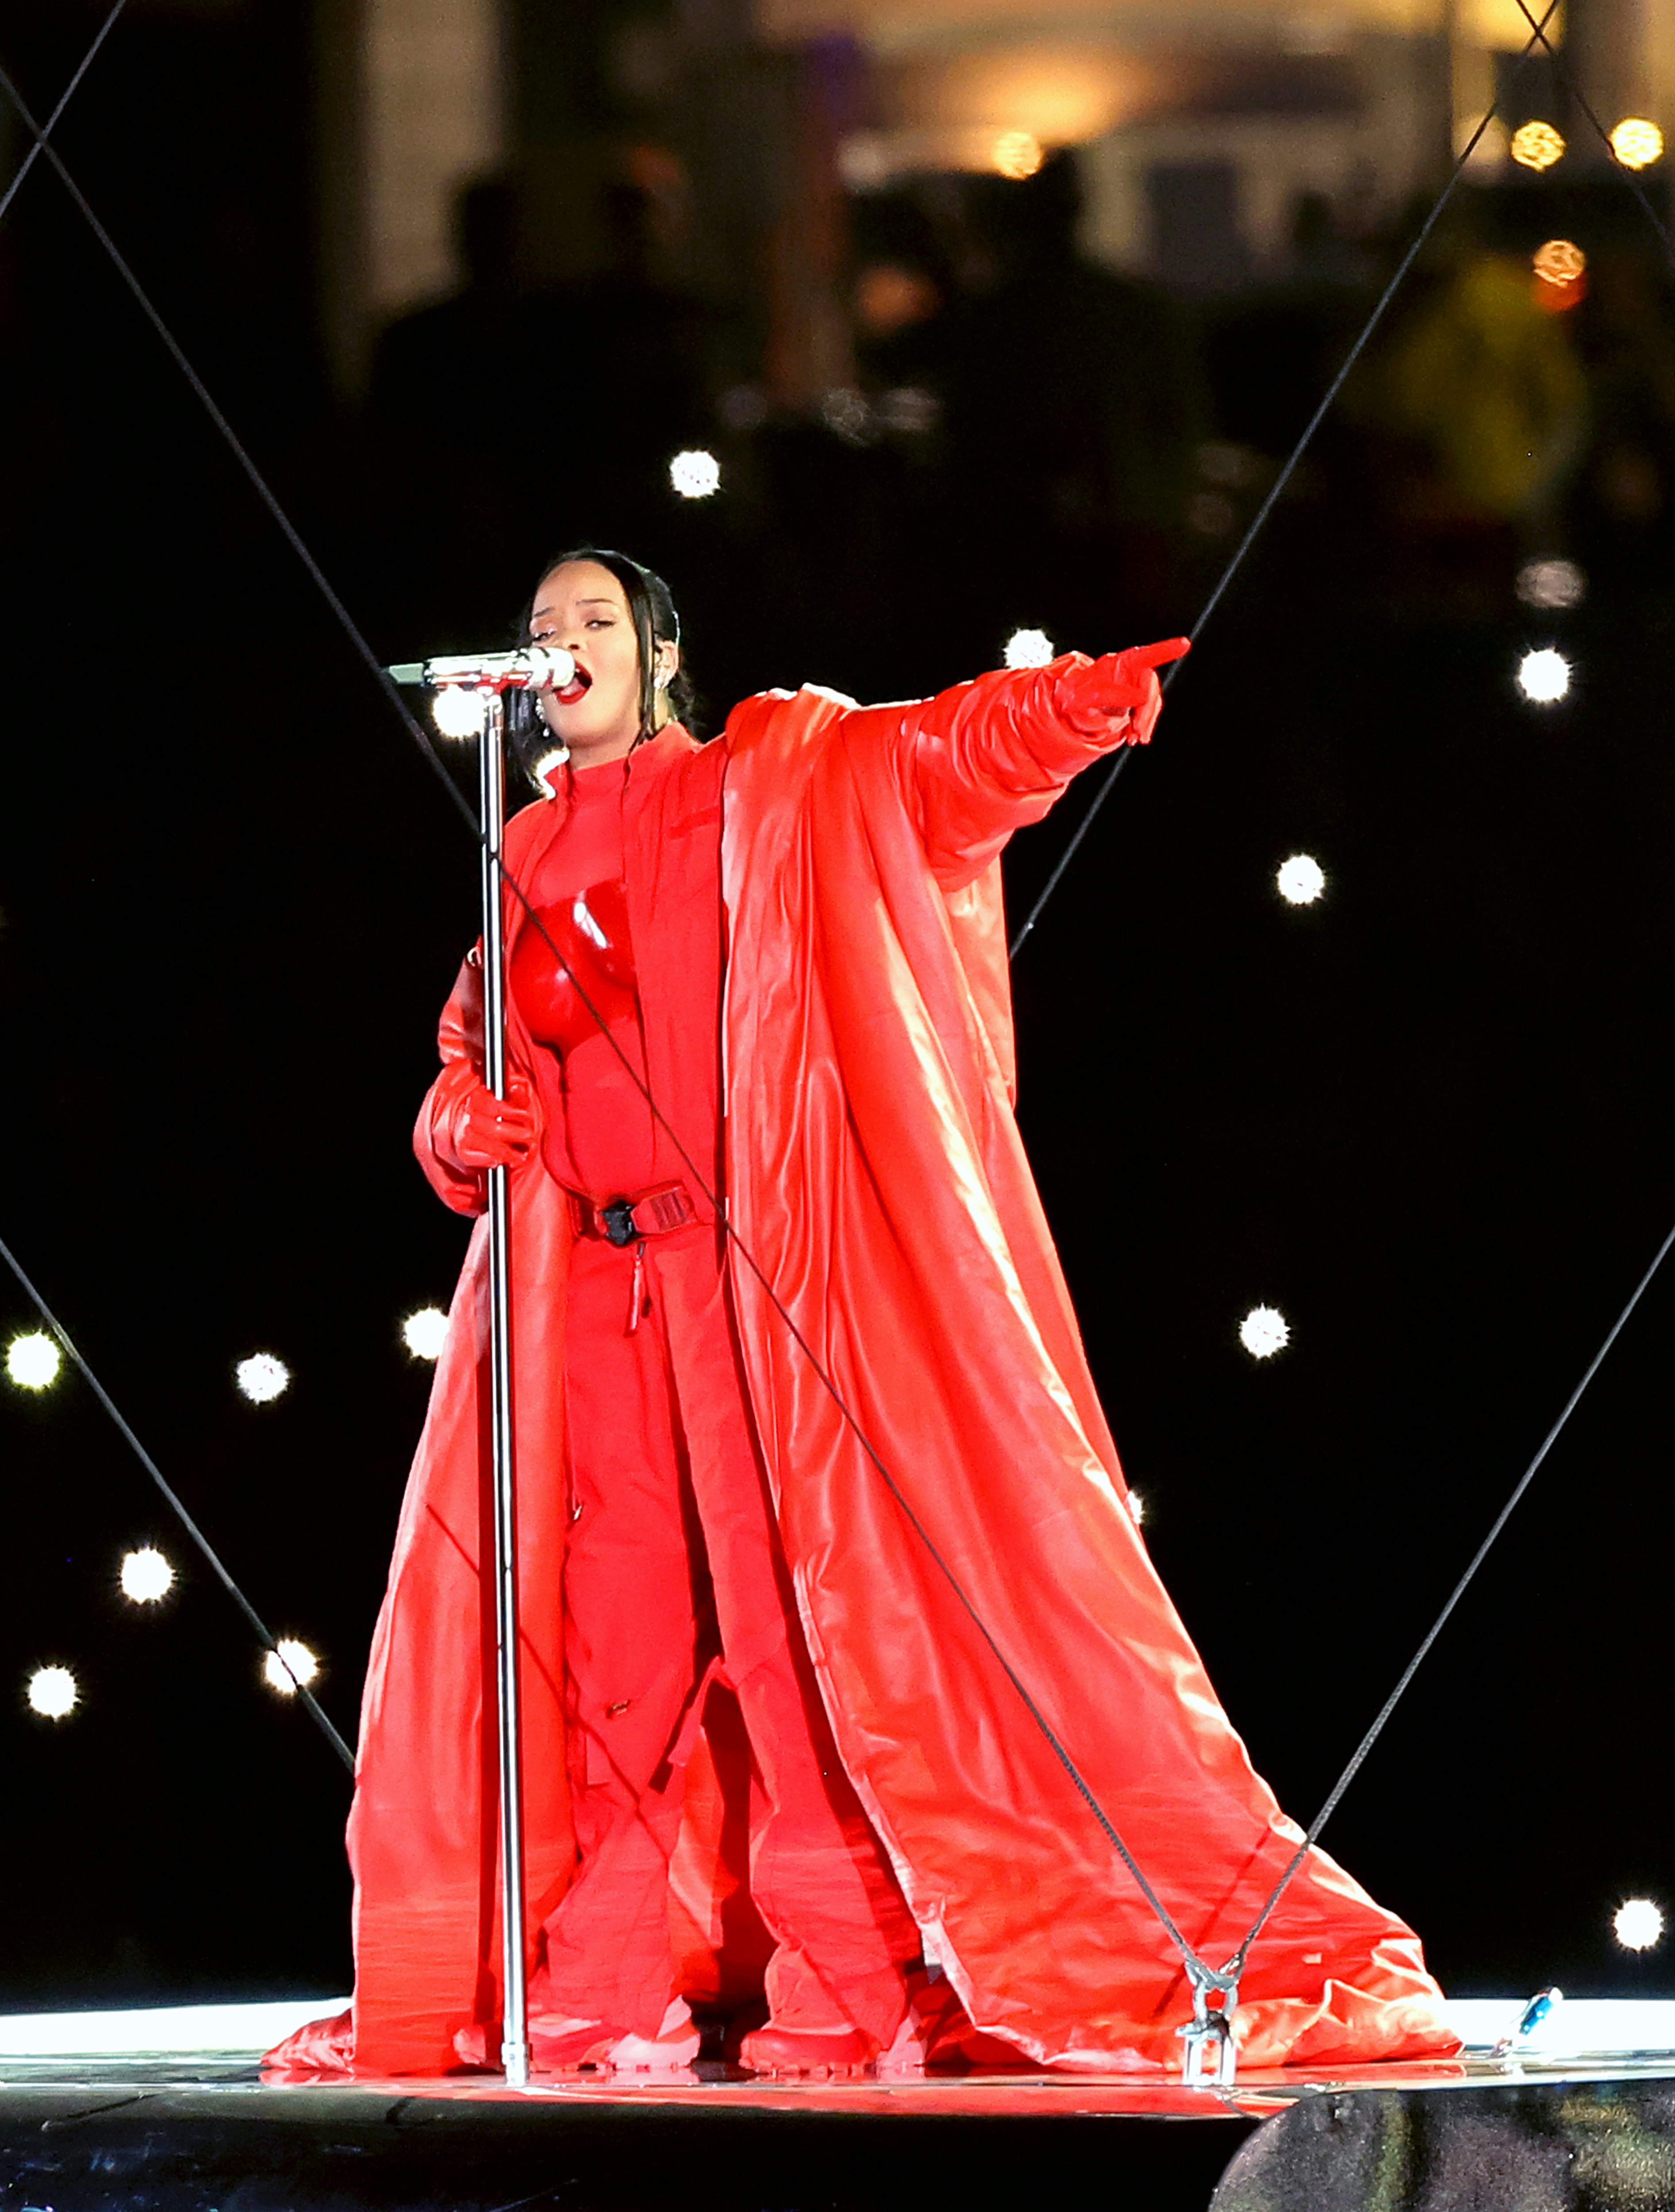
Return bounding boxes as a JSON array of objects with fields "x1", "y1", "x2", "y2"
[
  {"x1": 1003, "y1": 628, "x2": 1055, "y2": 669},
  {"x1": 1517, "y1": 648, "x2": 1570, "y2": 703},
  {"x1": 992, "y1": 131, "x2": 1044, "y2": 181},
  {"x1": 432, "y1": 685, "x2": 486, "y2": 740},
  {"x1": 263, "y1": 1640, "x2": 320, "y2": 1697},
  {"x1": 1610, "y1": 119, "x2": 1663, "y2": 170},
  {"x1": 1127, "y1": 1491, "x2": 1146, "y2": 1527},
  {"x1": 1517, "y1": 558, "x2": 1585, "y2": 610},
  {"x1": 1533, "y1": 239, "x2": 1586, "y2": 289},
  {"x1": 401, "y1": 1306, "x2": 449, "y2": 1360},
  {"x1": 119, "y1": 1548, "x2": 174, "y2": 1605},
  {"x1": 1614, "y1": 1899, "x2": 1664, "y2": 1951},
  {"x1": 27, "y1": 1666, "x2": 78, "y2": 1720},
  {"x1": 235, "y1": 1352, "x2": 290, "y2": 1405},
  {"x1": 668, "y1": 449, "x2": 721, "y2": 499},
  {"x1": 5, "y1": 1330, "x2": 61, "y2": 1391},
  {"x1": 1510, "y1": 121, "x2": 1565, "y2": 171},
  {"x1": 1276, "y1": 854, "x2": 1326, "y2": 906},
  {"x1": 1240, "y1": 1306, "x2": 1290, "y2": 1359}
]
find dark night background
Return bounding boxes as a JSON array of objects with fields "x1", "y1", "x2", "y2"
[{"x1": 2, "y1": 0, "x2": 1674, "y2": 2024}]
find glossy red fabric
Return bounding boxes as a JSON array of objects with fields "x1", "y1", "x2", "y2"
[{"x1": 268, "y1": 658, "x2": 1455, "y2": 2079}]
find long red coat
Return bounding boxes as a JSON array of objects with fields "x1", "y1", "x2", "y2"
[{"x1": 300, "y1": 660, "x2": 1455, "y2": 2077}]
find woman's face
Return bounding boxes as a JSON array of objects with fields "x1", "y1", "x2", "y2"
[{"x1": 528, "y1": 559, "x2": 676, "y2": 767}]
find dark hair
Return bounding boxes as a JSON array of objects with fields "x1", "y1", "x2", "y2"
[{"x1": 508, "y1": 545, "x2": 695, "y2": 783}]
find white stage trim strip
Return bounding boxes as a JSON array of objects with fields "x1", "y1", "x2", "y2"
[
  {"x1": 0, "y1": 1998, "x2": 1672, "y2": 2061},
  {"x1": 0, "y1": 1999, "x2": 350, "y2": 2056}
]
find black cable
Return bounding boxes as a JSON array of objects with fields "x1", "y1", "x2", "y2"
[
  {"x1": 1007, "y1": 0, "x2": 1563, "y2": 960},
  {"x1": 0, "y1": 56, "x2": 1217, "y2": 1979},
  {"x1": 0, "y1": 0, "x2": 128, "y2": 230},
  {"x1": 1224, "y1": 1210, "x2": 1675, "y2": 1977},
  {"x1": 0, "y1": 1233, "x2": 357, "y2": 1774}
]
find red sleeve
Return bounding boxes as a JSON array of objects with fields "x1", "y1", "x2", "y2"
[
  {"x1": 413, "y1": 953, "x2": 490, "y2": 1217},
  {"x1": 883, "y1": 655, "x2": 1132, "y2": 891}
]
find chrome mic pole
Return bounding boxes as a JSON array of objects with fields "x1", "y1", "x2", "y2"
[{"x1": 479, "y1": 689, "x2": 530, "y2": 2089}]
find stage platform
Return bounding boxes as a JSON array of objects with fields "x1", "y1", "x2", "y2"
[{"x1": 3, "y1": 2000, "x2": 1674, "y2": 2211}]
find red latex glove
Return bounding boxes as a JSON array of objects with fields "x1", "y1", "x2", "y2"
[
  {"x1": 1052, "y1": 637, "x2": 1191, "y2": 746},
  {"x1": 443, "y1": 1074, "x2": 537, "y2": 1171}
]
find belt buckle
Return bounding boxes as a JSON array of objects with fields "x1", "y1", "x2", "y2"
[{"x1": 600, "y1": 1198, "x2": 638, "y2": 1247}]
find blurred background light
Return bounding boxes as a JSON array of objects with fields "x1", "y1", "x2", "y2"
[
  {"x1": 27, "y1": 1666, "x2": 78, "y2": 1720},
  {"x1": 401, "y1": 1305, "x2": 449, "y2": 1360},
  {"x1": 1276, "y1": 853, "x2": 1326, "y2": 905},
  {"x1": 1240, "y1": 1306, "x2": 1291, "y2": 1359},
  {"x1": 1517, "y1": 558, "x2": 1586, "y2": 610},
  {"x1": 1127, "y1": 1490, "x2": 1146, "y2": 1527},
  {"x1": 1517, "y1": 648, "x2": 1571, "y2": 703},
  {"x1": 1614, "y1": 1899, "x2": 1664, "y2": 1950},
  {"x1": 119, "y1": 1548, "x2": 175, "y2": 1605},
  {"x1": 431, "y1": 685, "x2": 486, "y2": 740},
  {"x1": 263, "y1": 1640, "x2": 320, "y2": 1697},
  {"x1": 235, "y1": 1353, "x2": 291, "y2": 1404},
  {"x1": 1533, "y1": 239, "x2": 1587, "y2": 289},
  {"x1": 5, "y1": 1330, "x2": 62, "y2": 1391},
  {"x1": 1610, "y1": 118, "x2": 1664, "y2": 169},
  {"x1": 992, "y1": 129, "x2": 1044, "y2": 180},
  {"x1": 1003, "y1": 627, "x2": 1055, "y2": 668},
  {"x1": 668, "y1": 449, "x2": 721, "y2": 499},
  {"x1": 1510, "y1": 120, "x2": 1565, "y2": 170}
]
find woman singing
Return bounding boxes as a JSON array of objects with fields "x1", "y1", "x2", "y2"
[{"x1": 272, "y1": 549, "x2": 1453, "y2": 2081}]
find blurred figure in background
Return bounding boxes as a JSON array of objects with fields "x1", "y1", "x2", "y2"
[
  {"x1": 1563, "y1": 245, "x2": 1675, "y2": 594},
  {"x1": 1349, "y1": 200, "x2": 1583, "y2": 605},
  {"x1": 915, "y1": 151, "x2": 1204, "y2": 653}
]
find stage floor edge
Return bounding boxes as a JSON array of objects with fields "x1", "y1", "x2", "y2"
[{"x1": 3, "y1": 1999, "x2": 1675, "y2": 2212}]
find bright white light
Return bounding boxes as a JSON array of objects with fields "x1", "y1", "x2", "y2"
[
  {"x1": 432, "y1": 685, "x2": 486, "y2": 740},
  {"x1": 531, "y1": 747, "x2": 569, "y2": 791},
  {"x1": 992, "y1": 130, "x2": 1043, "y2": 181},
  {"x1": 668, "y1": 449, "x2": 721, "y2": 500},
  {"x1": 263, "y1": 1640, "x2": 320, "y2": 1697},
  {"x1": 1240, "y1": 1306, "x2": 1291, "y2": 1360},
  {"x1": 1510, "y1": 120, "x2": 1565, "y2": 171},
  {"x1": 1127, "y1": 1490, "x2": 1146, "y2": 1527},
  {"x1": 1003, "y1": 628, "x2": 1055, "y2": 669},
  {"x1": 1276, "y1": 854, "x2": 1326, "y2": 906},
  {"x1": 401, "y1": 1306, "x2": 449, "y2": 1360},
  {"x1": 5, "y1": 1330, "x2": 62, "y2": 1391},
  {"x1": 1517, "y1": 648, "x2": 1571, "y2": 703},
  {"x1": 27, "y1": 1665, "x2": 78, "y2": 1719},
  {"x1": 235, "y1": 1352, "x2": 290, "y2": 1405},
  {"x1": 1614, "y1": 1899, "x2": 1664, "y2": 1951},
  {"x1": 119, "y1": 1548, "x2": 175, "y2": 1605},
  {"x1": 1610, "y1": 119, "x2": 1664, "y2": 171},
  {"x1": 1517, "y1": 558, "x2": 1585, "y2": 611}
]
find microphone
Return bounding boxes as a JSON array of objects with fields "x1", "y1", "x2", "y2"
[{"x1": 386, "y1": 646, "x2": 577, "y2": 692}]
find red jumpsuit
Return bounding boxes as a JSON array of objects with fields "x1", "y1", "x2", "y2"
[{"x1": 506, "y1": 754, "x2": 919, "y2": 2058}]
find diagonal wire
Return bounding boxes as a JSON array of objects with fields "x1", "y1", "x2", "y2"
[
  {"x1": 0, "y1": 60, "x2": 1210, "y2": 1978},
  {"x1": 1510, "y1": 0, "x2": 1675, "y2": 271},
  {"x1": 0, "y1": 0, "x2": 128, "y2": 231},
  {"x1": 1225, "y1": 1210, "x2": 1675, "y2": 1977},
  {"x1": 0, "y1": 1232, "x2": 357, "y2": 1774},
  {"x1": 1007, "y1": 0, "x2": 1563, "y2": 960}
]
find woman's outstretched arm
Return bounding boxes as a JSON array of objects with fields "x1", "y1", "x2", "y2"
[{"x1": 880, "y1": 639, "x2": 1188, "y2": 888}]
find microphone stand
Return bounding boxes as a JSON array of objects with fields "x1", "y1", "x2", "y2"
[{"x1": 479, "y1": 691, "x2": 530, "y2": 2088}]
